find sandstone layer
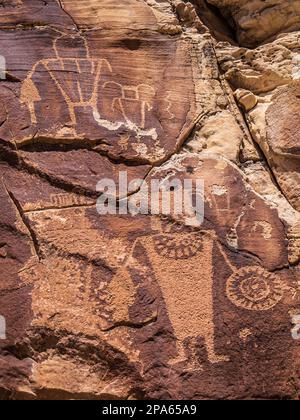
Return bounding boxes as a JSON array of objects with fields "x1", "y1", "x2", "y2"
[{"x1": 0, "y1": 0, "x2": 300, "y2": 400}]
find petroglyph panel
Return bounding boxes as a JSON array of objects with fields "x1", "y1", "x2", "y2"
[
  {"x1": 1, "y1": 26, "x2": 195, "y2": 164},
  {"x1": 4, "y1": 155, "x2": 300, "y2": 398},
  {"x1": 23, "y1": 155, "x2": 296, "y2": 379},
  {"x1": 1, "y1": 0, "x2": 300, "y2": 401}
]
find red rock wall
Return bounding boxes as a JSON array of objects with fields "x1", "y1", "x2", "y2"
[{"x1": 0, "y1": 0, "x2": 299, "y2": 400}]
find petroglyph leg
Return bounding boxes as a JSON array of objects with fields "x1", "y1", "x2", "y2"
[
  {"x1": 205, "y1": 331, "x2": 230, "y2": 364},
  {"x1": 169, "y1": 339, "x2": 187, "y2": 365}
]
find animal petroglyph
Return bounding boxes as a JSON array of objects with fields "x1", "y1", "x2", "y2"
[
  {"x1": 97, "y1": 81, "x2": 158, "y2": 140},
  {"x1": 20, "y1": 33, "x2": 158, "y2": 140},
  {"x1": 49, "y1": 194, "x2": 93, "y2": 209}
]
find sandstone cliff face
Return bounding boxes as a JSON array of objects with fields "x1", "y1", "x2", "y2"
[
  {"x1": 207, "y1": 0, "x2": 300, "y2": 46},
  {"x1": 0, "y1": 0, "x2": 299, "y2": 400}
]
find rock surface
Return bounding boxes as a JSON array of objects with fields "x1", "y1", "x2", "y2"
[{"x1": 0, "y1": 0, "x2": 299, "y2": 400}]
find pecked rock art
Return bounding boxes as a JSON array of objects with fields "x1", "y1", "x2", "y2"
[
  {"x1": 20, "y1": 33, "x2": 112, "y2": 135},
  {"x1": 1, "y1": 0, "x2": 300, "y2": 401},
  {"x1": 98, "y1": 81, "x2": 158, "y2": 140},
  {"x1": 69, "y1": 155, "x2": 296, "y2": 379},
  {"x1": 21, "y1": 33, "x2": 158, "y2": 141},
  {"x1": 13, "y1": 27, "x2": 195, "y2": 164},
  {"x1": 226, "y1": 267, "x2": 285, "y2": 311},
  {"x1": 118, "y1": 224, "x2": 232, "y2": 368},
  {"x1": 101, "y1": 159, "x2": 297, "y2": 373},
  {"x1": 3, "y1": 151, "x2": 300, "y2": 398}
]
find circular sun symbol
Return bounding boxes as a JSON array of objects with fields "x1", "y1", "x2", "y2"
[
  {"x1": 226, "y1": 266, "x2": 284, "y2": 311},
  {"x1": 153, "y1": 233, "x2": 203, "y2": 259}
]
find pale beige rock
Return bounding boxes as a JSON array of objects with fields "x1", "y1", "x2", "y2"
[
  {"x1": 207, "y1": 0, "x2": 300, "y2": 47},
  {"x1": 235, "y1": 89, "x2": 258, "y2": 111},
  {"x1": 185, "y1": 111, "x2": 244, "y2": 162},
  {"x1": 217, "y1": 31, "x2": 300, "y2": 214}
]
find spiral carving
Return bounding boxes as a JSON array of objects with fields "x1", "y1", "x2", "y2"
[{"x1": 226, "y1": 266, "x2": 284, "y2": 311}]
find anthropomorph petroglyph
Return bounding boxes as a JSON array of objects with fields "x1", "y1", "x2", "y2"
[
  {"x1": 20, "y1": 33, "x2": 158, "y2": 139},
  {"x1": 107, "y1": 219, "x2": 230, "y2": 368},
  {"x1": 104, "y1": 213, "x2": 298, "y2": 369}
]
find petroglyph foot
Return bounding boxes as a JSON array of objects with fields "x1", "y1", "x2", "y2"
[
  {"x1": 168, "y1": 341, "x2": 187, "y2": 366},
  {"x1": 208, "y1": 354, "x2": 230, "y2": 364},
  {"x1": 184, "y1": 359, "x2": 203, "y2": 372}
]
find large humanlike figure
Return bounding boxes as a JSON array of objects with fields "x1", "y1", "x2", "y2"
[
  {"x1": 20, "y1": 33, "x2": 158, "y2": 140},
  {"x1": 104, "y1": 211, "x2": 288, "y2": 369}
]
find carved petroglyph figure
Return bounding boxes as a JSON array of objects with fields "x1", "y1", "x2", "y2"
[
  {"x1": 211, "y1": 184, "x2": 231, "y2": 213},
  {"x1": 49, "y1": 193, "x2": 92, "y2": 209},
  {"x1": 97, "y1": 81, "x2": 157, "y2": 140},
  {"x1": 146, "y1": 225, "x2": 230, "y2": 367},
  {"x1": 20, "y1": 33, "x2": 158, "y2": 139},
  {"x1": 21, "y1": 34, "x2": 112, "y2": 136},
  {"x1": 0, "y1": 315, "x2": 6, "y2": 340},
  {"x1": 106, "y1": 212, "x2": 299, "y2": 368},
  {"x1": 109, "y1": 219, "x2": 230, "y2": 368},
  {"x1": 226, "y1": 266, "x2": 285, "y2": 311}
]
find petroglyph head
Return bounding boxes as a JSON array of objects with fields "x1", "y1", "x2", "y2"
[{"x1": 54, "y1": 34, "x2": 89, "y2": 59}]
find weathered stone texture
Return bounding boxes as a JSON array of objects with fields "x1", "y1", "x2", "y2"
[{"x1": 0, "y1": 0, "x2": 299, "y2": 400}]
